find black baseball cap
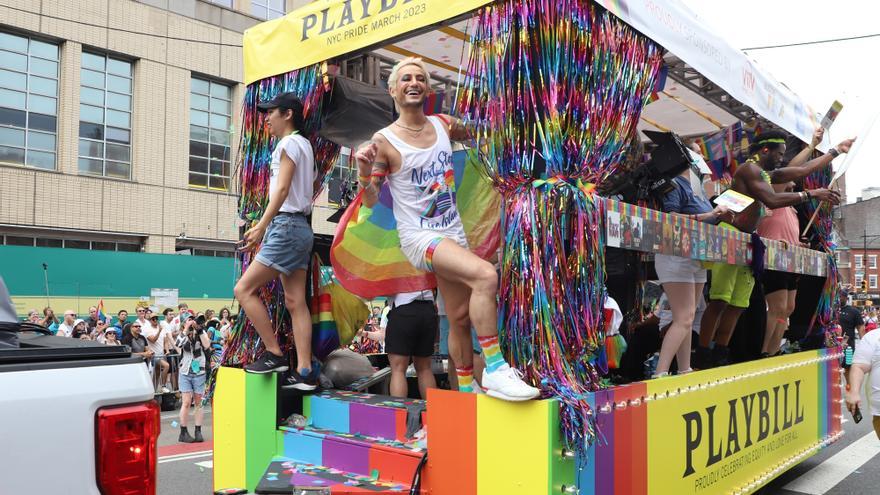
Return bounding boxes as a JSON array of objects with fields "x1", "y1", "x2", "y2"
[{"x1": 257, "y1": 91, "x2": 304, "y2": 113}]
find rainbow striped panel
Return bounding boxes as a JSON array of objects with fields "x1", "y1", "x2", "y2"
[{"x1": 330, "y1": 150, "x2": 501, "y2": 298}]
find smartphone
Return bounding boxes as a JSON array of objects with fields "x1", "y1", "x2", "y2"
[{"x1": 853, "y1": 406, "x2": 863, "y2": 424}]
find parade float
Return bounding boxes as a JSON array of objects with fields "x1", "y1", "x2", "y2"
[{"x1": 212, "y1": 0, "x2": 844, "y2": 493}]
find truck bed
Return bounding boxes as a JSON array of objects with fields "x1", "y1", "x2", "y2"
[
  {"x1": 0, "y1": 332, "x2": 135, "y2": 369},
  {"x1": 0, "y1": 331, "x2": 155, "y2": 495}
]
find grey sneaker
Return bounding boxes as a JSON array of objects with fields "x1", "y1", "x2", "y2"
[
  {"x1": 244, "y1": 351, "x2": 289, "y2": 374},
  {"x1": 281, "y1": 369, "x2": 318, "y2": 391}
]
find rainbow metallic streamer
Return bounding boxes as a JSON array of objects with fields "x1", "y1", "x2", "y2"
[
  {"x1": 801, "y1": 162, "x2": 840, "y2": 345},
  {"x1": 221, "y1": 64, "x2": 340, "y2": 371},
  {"x1": 457, "y1": 0, "x2": 662, "y2": 457}
]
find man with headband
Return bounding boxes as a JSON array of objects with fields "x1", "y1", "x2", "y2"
[
  {"x1": 354, "y1": 57, "x2": 539, "y2": 401},
  {"x1": 694, "y1": 130, "x2": 848, "y2": 369}
]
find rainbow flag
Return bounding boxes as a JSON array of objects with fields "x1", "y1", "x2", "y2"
[
  {"x1": 330, "y1": 150, "x2": 501, "y2": 298},
  {"x1": 422, "y1": 91, "x2": 445, "y2": 116},
  {"x1": 96, "y1": 299, "x2": 107, "y2": 323},
  {"x1": 646, "y1": 63, "x2": 667, "y2": 104},
  {"x1": 309, "y1": 255, "x2": 340, "y2": 361}
]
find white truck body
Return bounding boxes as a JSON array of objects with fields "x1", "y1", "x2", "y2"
[
  {"x1": 0, "y1": 357, "x2": 154, "y2": 494},
  {"x1": 0, "y1": 274, "x2": 156, "y2": 494}
]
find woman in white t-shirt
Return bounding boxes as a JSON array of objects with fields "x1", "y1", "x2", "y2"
[
  {"x1": 847, "y1": 328, "x2": 880, "y2": 439},
  {"x1": 233, "y1": 92, "x2": 318, "y2": 391}
]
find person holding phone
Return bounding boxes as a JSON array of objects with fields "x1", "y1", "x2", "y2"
[
  {"x1": 174, "y1": 312, "x2": 212, "y2": 443},
  {"x1": 846, "y1": 319, "x2": 880, "y2": 439},
  {"x1": 40, "y1": 307, "x2": 59, "y2": 334},
  {"x1": 122, "y1": 322, "x2": 153, "y2": 364}
]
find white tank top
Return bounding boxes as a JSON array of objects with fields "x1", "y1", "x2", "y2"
[{"x1": 377, "y1": 116, "x2": 464, "y2": 237}]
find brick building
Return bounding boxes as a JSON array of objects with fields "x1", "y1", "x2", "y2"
[
  {"x1": 0, "y1": 0, "x2": 343, "y2": 314},
  {"x1": 0, "y1": 0, "x2": 325, "y2": 257},
  {"x1": 836, "y1": 196, "x2": 880, "y2": 299}
]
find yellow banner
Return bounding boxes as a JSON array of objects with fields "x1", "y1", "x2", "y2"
[
  {"x1": 242, "y1": 0, "x2": 490, "y2": 85},
  {"x1": 646, "y1": 352, "x2": 836, "y2": 495}
]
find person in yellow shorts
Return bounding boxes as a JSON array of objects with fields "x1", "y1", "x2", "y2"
[{"x1": 694, "y1": 131, "x2": 843, "y2": 369}]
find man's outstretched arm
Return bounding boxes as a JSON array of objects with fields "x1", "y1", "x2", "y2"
[
  {"x1": 772, "y1": 136, "x2": 855, "y2": 183},
  {"x1": 742, "y1": 164, "x2": 840, "y2": 209}
]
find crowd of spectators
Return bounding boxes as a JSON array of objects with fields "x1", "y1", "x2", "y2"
[{"x1": 25, "y1": 302, "x2": 235, "y2": 394}]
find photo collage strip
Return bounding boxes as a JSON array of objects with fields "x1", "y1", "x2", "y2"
[{"x1": 604, "y1": 199, "x2": 827, "y2": 277}]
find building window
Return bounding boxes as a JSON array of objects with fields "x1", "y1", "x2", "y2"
[
  {"x1": 78, "y1": 52, "x2": 133, "y2": 179},
  {"x1": 209, "y1": 0, "x2": 234, "y2": 7},
  {"x1": 0, "y1": 31, "x2": 59, "y2": 170},
  {"x1": 175, "y1": 247, "x2": 235, "y2": 257},
  {"x1": 2, "y1": 234, "x2": 141, "y2": 251},
  {"x1": 870, "y1": 255, "x2": 877, "y2": 269},
  {"x1": 871, "y1": 275, "x2": 879, "y2": 289},
  {"x1": 855, "y1": 255, "x2": 863, "y2": 269},
  {"x1": 175, "y1": 240, "x2": 236, "y2": 257},
  {"x1": 855, "y1": 273, "x2": 864, "y2": 287},
  {"x1": 252, "y1": 0, "x2": 286, "y2": 19},
  {"x1": 189, "y1": 77, "x2": 231, "y2": 190}
]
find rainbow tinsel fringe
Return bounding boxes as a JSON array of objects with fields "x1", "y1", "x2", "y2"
[
  {"x1": 457, "y1": 0, "x2": 662, "y2": 458},
  {"x1": 802, "y1": 161, "x2": 839, "y2": 344}
]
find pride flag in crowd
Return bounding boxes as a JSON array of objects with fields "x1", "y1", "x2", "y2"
[
  {"x1": 96, "y1": 299, "x2": 108, "y2": 323},
  {"x1": 330, "y1": 149, "x2": 501, "y2": 298}
]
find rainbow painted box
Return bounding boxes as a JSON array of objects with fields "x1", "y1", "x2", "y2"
[{"x1": 213, "y1": 349, "x2": 842, "y2": 494}]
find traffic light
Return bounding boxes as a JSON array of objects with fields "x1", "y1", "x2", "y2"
[{"x1": 862, "y1": 279, "x2": 869, "y2": 292}]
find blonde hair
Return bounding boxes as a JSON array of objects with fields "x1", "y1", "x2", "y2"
[{"x1": 387, "y1": 57, "x2": 431, "y2": 91}]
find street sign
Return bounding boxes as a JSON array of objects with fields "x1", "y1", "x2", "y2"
[{"x1": 150, "y1": 288, "x2": 178, "y2": 308}]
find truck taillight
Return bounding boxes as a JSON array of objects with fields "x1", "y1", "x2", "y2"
[{"x1": 96, "y1": 401, "x2": 160, "y2": 495}]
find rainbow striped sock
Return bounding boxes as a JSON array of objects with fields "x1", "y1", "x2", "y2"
[
  {"x1": 478, "y1": 335, "x2": 505, "y2": 373},
  {"x1": 456, "y1": 366, "x2": 474, "y2": 393}
]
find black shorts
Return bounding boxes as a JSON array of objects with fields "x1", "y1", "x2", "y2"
[
  {"x1": 384, "y1": 300, "x2": 438, "y2": 358},
  {"x1": 762, "y1": 270, "x2": 799, "y2": 294}
]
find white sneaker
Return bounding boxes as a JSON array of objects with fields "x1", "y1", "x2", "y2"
[
  {"x1": 161, "y1": 386, "x2": 171, "y2": 394},
  {"x1": 481, "y1": 364, "x2": 540, "y2": 401},
  {"x1": 472, "y1": 382, "x2": 485, "y2": 394}
]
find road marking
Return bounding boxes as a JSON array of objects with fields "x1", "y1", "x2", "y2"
[
  {"x1": 782, "y1": 431, "x2": 880, "y2": 494},
  {"x1": 158, "y1": 441, "x2": 213, "y2": 457},
  {"x1": 195, "y1": 460, "x2": 213, "y2": 469},
  {"x1": 161, "y1": 408, "x2": 211, "y2": 420},
  {"x1": 158, "y1": 451, "x2": 213, "y2": 464},
  {"x1": 159, "y1": 449, "x2": 212, "y2": 459}
]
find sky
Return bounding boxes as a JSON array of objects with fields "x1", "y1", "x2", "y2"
[{"x1": 679, "y1": 0, "x2": 880, "y2": 202}]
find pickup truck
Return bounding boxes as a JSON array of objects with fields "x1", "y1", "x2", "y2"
[{"x1": 0, "y1": 277, "x2": 159, "y2": 495}]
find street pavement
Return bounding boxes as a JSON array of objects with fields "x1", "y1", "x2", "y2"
[
  {"x1": 156, "y1": 382, "x2": 880, "y2": 495},
  {"x1": 762, "y1": 378, "x2": 880, "y2": 495},
  {"x1": 157, "y1": 404, "x2": 214, "y2": 495}
]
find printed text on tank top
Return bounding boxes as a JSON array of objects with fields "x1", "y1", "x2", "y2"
[{"x1": 377, "y1": 116, "x2": 462, "y2": 234}]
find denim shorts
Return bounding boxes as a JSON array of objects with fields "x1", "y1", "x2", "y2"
[
  {"x1": 179, "y1": 372, "x2": 206, "y2": 394},
  {"x1": 254, "y1": 212, "x2": 313, "y2": 275}
]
